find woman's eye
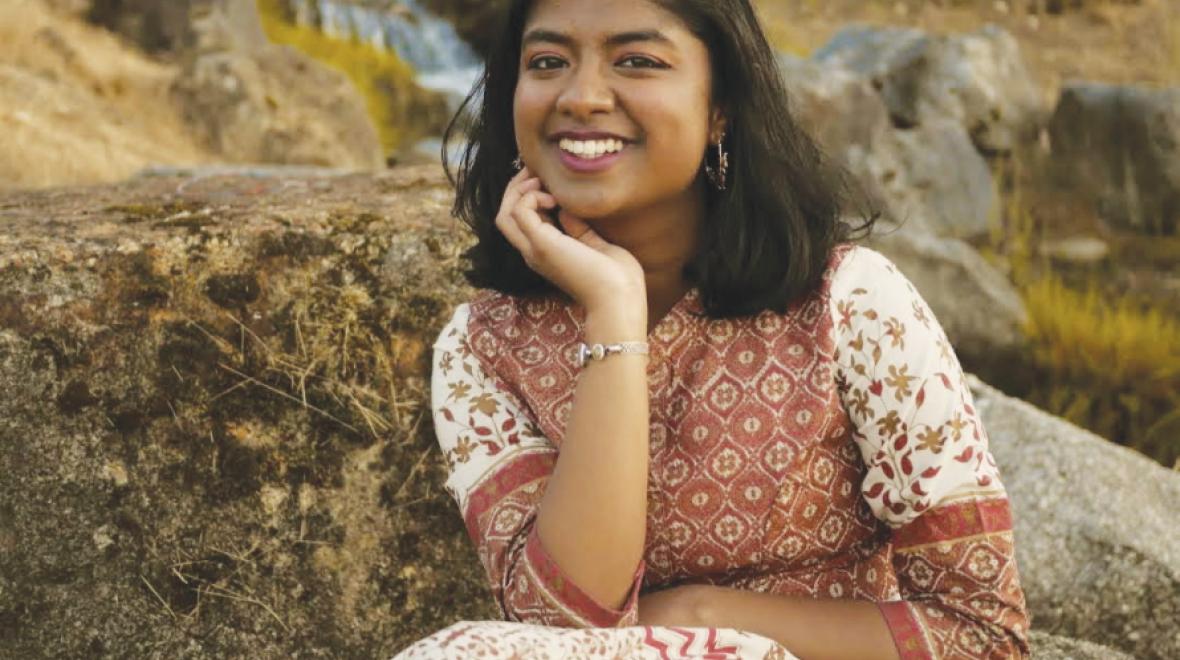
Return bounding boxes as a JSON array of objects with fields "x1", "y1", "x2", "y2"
[
  {"x1": 528, "y1": 56, "x2": 566, "y2": 71},
  {"x1": 618, "y1": 55, "x2": 665, "y2": 69}
]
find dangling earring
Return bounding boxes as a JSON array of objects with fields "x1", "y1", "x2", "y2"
[
  {"x1": 705, "y1": 133, "x2": 729, "y2": 191},
  {"x1": 512, "y1": 156, "x2": 523, "y2": 172}
]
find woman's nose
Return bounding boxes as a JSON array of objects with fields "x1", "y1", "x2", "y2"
[{"x1": 555, "y1": 63, "x2": 614, "y2": 119}]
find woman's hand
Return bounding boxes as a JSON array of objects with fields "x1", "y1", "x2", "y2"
[{"x1": 496, "y1": 167, "x2": 646, "y2": 317}]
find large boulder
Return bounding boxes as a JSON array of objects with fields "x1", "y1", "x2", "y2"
[
  {"x1": 1047, "y1": 83, "x2": 1180, "y2": 235},
  {"x1": 0, "y1": 166, "x2": 493, "y2": 658},
  {"x1": 862, "y1": 119, "x2": 997, "y2": 239},
  {"x1": 971, "y1": 375, "x2": 1180, "y2": 660},
  {"x1": 170, "y1": 44, "x2": 387, "y2": 169},
  {"x1": 780, "y1": 54, "x2": 997, "y2": 240},
  {"x1": 814, "y1": 24, "x2": 1044, "y2": 155}
]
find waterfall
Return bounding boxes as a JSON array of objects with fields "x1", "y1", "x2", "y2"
[{"x1": 288, "y1": 0, "x2": 483, "y2": 101}]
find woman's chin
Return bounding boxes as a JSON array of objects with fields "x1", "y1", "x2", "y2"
[{"x1": 551, "y1": 195, "x2": 624, "y2": 222}]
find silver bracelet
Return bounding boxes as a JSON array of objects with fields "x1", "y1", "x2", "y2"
[{"x1": 575, "y1": 341, "x2": 649, "y2": 368}]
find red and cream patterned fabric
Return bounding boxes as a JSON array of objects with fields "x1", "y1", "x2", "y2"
[
  {"x1": 408, "y1": 243, "x2": 1030, "y2": 659},
  {"x1": 398, "y1": 622, "x2": 794, "y2": 659}
]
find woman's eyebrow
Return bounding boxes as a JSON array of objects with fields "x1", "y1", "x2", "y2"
[{"x1": 521, "y1": 28, "x2": 675, "y2": 49}]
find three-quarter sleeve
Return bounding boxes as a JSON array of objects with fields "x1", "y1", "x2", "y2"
[
  {"x1": 431, "y1": 304, "x2": 645, "y2": 628},
  {"x1": 829, "y1": 247, "x2": 1031, "y2": 659}
]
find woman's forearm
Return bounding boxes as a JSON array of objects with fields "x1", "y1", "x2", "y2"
[
  {"x1": 690, "y1": 586, "x2": 901, "y2": 660},
  {"x1": 534, "y1": 304, "x2": 651, "y2": 611}
]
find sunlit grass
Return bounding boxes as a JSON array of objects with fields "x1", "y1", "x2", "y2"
[
  {"x1": 1020, "y1": 274, "x2": 1180, "y2": 467},
  {"x1": 1168, "y1": 10, "x2": 1180, "y2": 85},
  {"x1": 255, "y1": 0, "x2": 418, "y2": 153},
  {"x1": 982, "y1": 152, "x2": 1180, "y2": 470}
]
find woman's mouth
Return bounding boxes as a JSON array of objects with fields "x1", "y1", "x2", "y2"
[{"x1": 556, "y1": 138, "x2": 629, "y2": 173}]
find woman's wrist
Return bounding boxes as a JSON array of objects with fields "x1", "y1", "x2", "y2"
[{"x1": 584, "y1": 304, "x2": 647, "y2": 344}]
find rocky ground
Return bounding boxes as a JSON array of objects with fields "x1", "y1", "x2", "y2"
[{"x1": 0, "y1": 0, "x2": 215, "y2": 192}]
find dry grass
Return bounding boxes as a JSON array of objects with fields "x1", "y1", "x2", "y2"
[
  {"x1": 980, "y1": 149, "x2": 1180, "y2": 470},
  {"x1": 1020, "y1": 273, "x2": 1180, "y2": 467},
  {"x1": 754, "y1": 0, "x2": 1179, "y2": 91},
  {"x1": 0, "y1": 0, "x2": 212, "y2": 192}
]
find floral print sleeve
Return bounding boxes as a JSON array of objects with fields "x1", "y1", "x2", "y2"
[
  {"x1": 431, "y1": 304, "x2": 644, "y2": 628},
  {"x1": 829, "y1": 247, "x2": 1031, "y2": 659}
]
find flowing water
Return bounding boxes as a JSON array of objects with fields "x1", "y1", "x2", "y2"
[{"x1": 288, "y1": 0, "x2": 483, "y2": 102}]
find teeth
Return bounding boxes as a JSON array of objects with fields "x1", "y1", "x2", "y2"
[{"x1": 559, "y1": 138, "x2": 625, "y2": 158}]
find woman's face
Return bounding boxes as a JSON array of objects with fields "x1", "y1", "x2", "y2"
[{"x1": 513, "y1": 0, "x2": 724, "y2": 221}]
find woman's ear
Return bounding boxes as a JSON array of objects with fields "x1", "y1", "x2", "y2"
[{"x1": 709, "y1": 107, "x2": 728, "y2": 143}]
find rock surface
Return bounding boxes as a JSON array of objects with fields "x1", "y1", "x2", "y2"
[
  {"x1": 1028, "y1": 631, "x2": 1135, "y2": 660},
  {"x1": 780, "y1": 53, "x2": 998, "y2": 240},
  {"x1": 0, "y1": 166, "x2": 495, "y2": 658},
  {"x1": 1, "y1": 168, "x2": 1165, "y2": 657},
  {"x1": 171, "y1": 43, "x2": 387, "y2": 170},
  {"x1": 1048, "y1": 82, "x2": 1180, "y2": 235},
  {"x1": 87, "y1": 0, "x2": 269, "y2": 54},
  {"x1": 972, "y1": 375, "x2": 1180, "y2": 660},
  {"x1": 814, "y1": 23, "x2": 1044, "y2": 155}
]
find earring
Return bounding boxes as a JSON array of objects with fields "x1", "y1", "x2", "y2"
[
  {"x1": 705, "y1": 134, "x2": 729, "y2": 191},
  {"x1": 512, "y1": 156, "x2": 523, "y2": 172}
]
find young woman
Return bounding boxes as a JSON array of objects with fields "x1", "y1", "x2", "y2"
[{"x1": 399, "y1": 0, "x2": 1031, "y2": 658}]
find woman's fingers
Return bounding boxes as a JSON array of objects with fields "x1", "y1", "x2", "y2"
[
  {"x1": 511, "y1": 191, "x2": 563, "y2": 251},
  {"x1": 497, "y1": 169, "x2": 538, "y2": 219},
  {"x1": 558, "y1": 210, "x2": 610, "y2": 250},
  {"x1": 496, "y1": 206, "x2": 530, "y2": 255},
  {"x1": 495, "y1": 170, "x2": 542, "y2": 252}
]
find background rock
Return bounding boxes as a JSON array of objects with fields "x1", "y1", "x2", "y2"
[
  {"x1": 781, "y1": 53, "x2": 997, "y2": 239},
  {"x1": 972, "y1": 375, "x2": 1180, "y2": 660},
  {"x1": 814, "y1": 23, "x2": 1044, "y2": 155},
  {"x1": 171, "y1": 44, "x2": 386, "y2": 169},
  {"x1": 0, "y1": 0, "x2": 216, "y2": 192},
  {"x1": 419, "y1": 0, "x2": 509, "y2": 57},
  {"x1": 1047, "y1": 82, "x2": 1180, "y2": 235},
  {"x1": 864, "y1": 119, "x2": 998, "y2": 239},
  {"x1": 86, "y1": 0, "x2": 269, "y2": 54}
]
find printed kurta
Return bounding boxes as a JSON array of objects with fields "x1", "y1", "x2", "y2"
[{"x1": 399, "y1": 244, "x2": 1030, "y2": 659}]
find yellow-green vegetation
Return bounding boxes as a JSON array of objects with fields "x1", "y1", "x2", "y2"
[
  {"x1": 256, "y1": 0, "x2": 419, "y2": 154},
  {"x1": 984, "y1": 159, "x2": 1180, "y2": 471},
  {"x1": 1168, "y1": 11, "x2": 1180, "y2": 85},
  {"x1": 1020, "y1": 274, "x2": 1180, "y2": 469},
  {"x1": 756, "y1": 9, "x2": 809, "y2": 56}
]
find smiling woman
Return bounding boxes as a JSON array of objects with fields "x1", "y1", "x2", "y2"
[{"x1": 396, "y1": 1, "x2": 1032, "y2": 659}]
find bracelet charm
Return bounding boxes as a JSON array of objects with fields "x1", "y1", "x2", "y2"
[{"x1": 575, "y1": 341, "x2": 649, "y2": 368}]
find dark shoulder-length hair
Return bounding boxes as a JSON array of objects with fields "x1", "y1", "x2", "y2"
[{"x1": 442, "y1": 0, "x2": 877, "y2": 318}]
